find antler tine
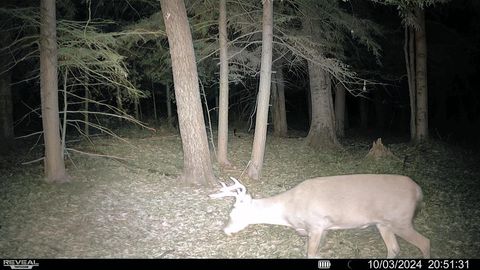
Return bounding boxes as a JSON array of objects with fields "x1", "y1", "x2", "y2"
[
  {"x1": 209, "y1": 191, "x2": 236, "y2": 199},
  {"x1": 208, "y1": 177, "x2": 247, "y2": 199},
  {"x1": 229, "y1": 177, "x2": 246, "y2": 196}
]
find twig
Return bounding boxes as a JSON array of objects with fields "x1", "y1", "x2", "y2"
[
  {"x1": 66, "y1": 147, "x2": 131, "y2": 161},
  {"x1": 15, "y1": 131, "x2": 43, "y2": 139},
  {"x1": 22, "y1": 157, "x2": 44, "y2": 165},
  {"x1": 61, "y1": 69, "x2": 68, "y2": 159},
  {"x1": 240, "y1": 160, "x2": 251, "y2": 180},
  {"x1": 200, "y1": 79, "x2": 217, "y2": 158}
]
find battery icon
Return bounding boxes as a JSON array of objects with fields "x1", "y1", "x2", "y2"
[{"x1": 317, "y1": 260, "x2": 331, "y2": 269}]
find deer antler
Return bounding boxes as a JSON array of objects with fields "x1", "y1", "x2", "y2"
[{"x1": 209, "y1": 177, "x2": 247, "y2": 201}]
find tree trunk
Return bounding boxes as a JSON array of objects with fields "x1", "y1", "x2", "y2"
[
  {"x1": 414, "y1": 7, "x2": 428, "y2": 142},
  {"x1": 0, "y1": 18, "x2": 14, "y2": 153},
  {"x1": 116, "y1": 88, "x2": 123, "y2": 112},
  {"x1": 215, "y1": 94, "x2": 219, "y2": 123},
  {"x1": 217, "y1": 0, "x2": 231, "y2": 167},
  {"x1": 405, "y1": 26, "x2": 416, "y2": 141},
  {"x1": 134, "y1": 96, "x2": 140, "y2": 120},
  {"x1": 360, "y1": 97, "x2": 368, "y2": 129},
  {"x1": 160, "y1": 0, "x2": 216, "y2": 186},
  {"x1": 84, "y1": 86, "x2": 89, "y2": 136},
  {"x1": 40, "y1": 0, "x2": 67, "y2": 182},
  {"x1": 272, "y1": 66, "x2": 287, "y2": 137},
  {"x1": 166, "y1": 83, "x2": 173, "y2": 126},
  {"x1": 247, "y1": 0, "x2": 273, "y2": 180},
  {"x1": 306, "y1": 62, "x2": 338, "y2": 148},
  {"x1": 0, "y1": 70, "x2": 14, "y2": 152},
  {"x1": 152, "y1": 85, "x2": 157, "y2": 122},
  {"x1": 374, "y1": 90, "x2": 386, "y2": 129},
  {"x1": 0, "y1": 31, "x2": 14, "y2": 153},
  {"x1": 307, "y1": 85, "x2": 312, "y2": 128},
  {"x1": 334, "y1": 82, "x2": 345, "y2": 138}
]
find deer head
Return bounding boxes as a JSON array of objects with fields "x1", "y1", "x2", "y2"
[{"x1": 209, "y1": 177, "x2": 254, "y2": 235}]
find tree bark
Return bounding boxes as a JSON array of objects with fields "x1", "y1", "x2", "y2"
[
  {"x1": 166, "y1": 83, "x2": 173, "y2": 126},
  {"x1": 374, "y1": 90, "x2": 386, "y2": 129},
  {"x1": 152, "y1": 85, "x2": 157, "y2": 122},
  {"x1": 0, "y1": 31, "x2": 14, "y2": 153},
  {"x1": 360, "y1": 97, "x2": 368, "y2": 129},
  {"x1": 160, "y1": 0, "x2": 216, "y2": 186},
  {"x1": 0, "y1": 70, "x2": 13, "y2": 152},
  {"x1": 116, "y1": 87, "x2": 123, "y2": 112},
  {"x1": 405, "y1": 26, "x2": 416, "y2": 141},
  {"x1": 84, "y1": 85, "x2": 89, "y2": 136},
  {"x1": 217, "y1": 0, "x2": 231, "y2": 167},
  {"x1": 307, "y1": 84, "x2": 312, "y2": 128},
  {"x1": 306, "y1": 62, "x2": 338, "y2": 148},
  {"x1": 271, "y1": 65, "x2": 288, "y2": 137},
  {"x1": 40, "y1": 0, "x2": 67, "y2": 182},
  {"x1": 0, "y1": 4, "x2": 14, "y2": 153},
  {"x1": 134, "y1": 96, "x2": 140, "y2": 120},
  {"x1": 334, "y1": 82, "x2": 346, "y2": 138},
  {"x1": 247, "y1": 0, "x2": 273, "y2": 180},
  {"x1": 414, "y1": 7, "x2": 428, "y2": 142}
]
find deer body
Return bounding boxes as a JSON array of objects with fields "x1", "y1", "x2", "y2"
[{"x1": 210, "y1": 174, "x2": 430, "y2": 258}]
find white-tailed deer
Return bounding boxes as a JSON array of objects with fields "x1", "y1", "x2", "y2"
[{"x1": 209, "y1": 174, "x2": 430, "y2": 258}]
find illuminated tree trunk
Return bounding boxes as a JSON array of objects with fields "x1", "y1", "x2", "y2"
[
  {"x1": 306, "y1": 63, "x2": 338, "y2": 148},
  {"x1": 166, "y1": 83, "x2": 173, "y2": 126},
  {"x1": 247, "y1": 0, "x2": 273, "y2": 180},
  {"x1": 40, "y1": 0, "x2": 68, "y2": 182},
  {"x1": 272, "y1": 65, "x2": 287, "y2": 137},
  {"x1": 217, "y1": 0, "x2": 231, "y2": 167},
  {"x1": 134, "y1": 96, "x2": 140, "y2": 120},
  {"x1": 414, "y1": 7, "x2": 428, "y2": 142},
  {"x1": 152, "y1": 85, "x2": 157, "y2": 122},
  {"x1": 160, "y1": 0, "x2": 216, "y2": 186},
  {"x1": 334, "y1": 82, "x2": 345, "y2": 138},
  {"x1": 405, "y1": 26, "x2": 416, "y2": 140}
]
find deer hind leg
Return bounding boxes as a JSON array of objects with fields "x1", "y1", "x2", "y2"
[
  {"x1": 307, "y1": 229, "x2": 325, "y2": 258},
  {"x1": 377, "y1": 224, "x2": 400, "y2": 258},
  {"x1": 393, "y1": 224, "x2": 430, "y2": 258}
]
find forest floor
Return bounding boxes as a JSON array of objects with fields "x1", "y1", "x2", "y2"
[{"x1": 0, "y1": 124, "x2": 479, "y2": 258}]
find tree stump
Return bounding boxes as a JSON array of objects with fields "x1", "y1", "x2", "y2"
[{"x1": 366, "y1": 138, "x2": 395, "y2": 160}]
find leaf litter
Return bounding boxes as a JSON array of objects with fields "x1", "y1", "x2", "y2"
[{"x1": 0, "y1": 129, "x2": 479, "y2": 258}]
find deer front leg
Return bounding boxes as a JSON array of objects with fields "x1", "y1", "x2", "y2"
[{"x1": 307, "y1": 229, "x2": 325, "y2": 258}]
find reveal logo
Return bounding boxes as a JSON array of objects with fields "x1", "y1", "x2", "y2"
[{"x1": 3, "y1": 260, "x2": 39, "y2": 270}]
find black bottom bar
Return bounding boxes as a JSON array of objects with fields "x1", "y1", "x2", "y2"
[{"x1": 1, "y1": 259, "x2": 477, "y2": 270}]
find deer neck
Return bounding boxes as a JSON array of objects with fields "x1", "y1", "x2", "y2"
[{"x1": 249, "y1": 197, "x2": 290, "y2": 227}]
